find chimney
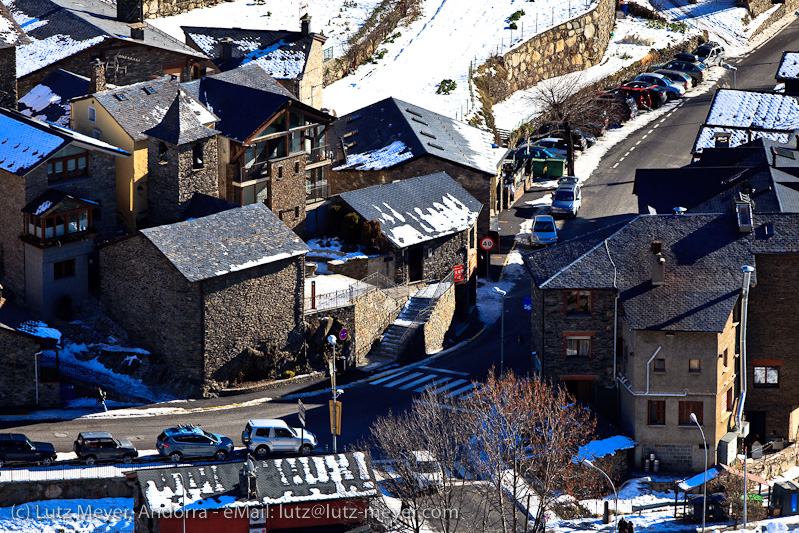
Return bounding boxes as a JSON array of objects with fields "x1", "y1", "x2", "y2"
[
  {"x1": 300, "y1": 13, "x2": 311, "y2": 36},
  {"x1": 218, "y1": 37, "x2": 233, "y2": 63},
  {"x1": 89, "y1": 59, "x2": 106, "y2": 93},
  {"x1": 117, "y1": 0, "x2": 143, "y2": 23},
  {"x1": 651, "y1": 240, "x2": 665, "y2": 286},
  {"x1": 238, "y1": 459, "x2": 258, "y2": 501},
  {"x1": 0, "y1": 44, "x2": 18, "y2": 109},
  {"x1": 129, "y1": 22, "x2": 146, "y2": 40}
]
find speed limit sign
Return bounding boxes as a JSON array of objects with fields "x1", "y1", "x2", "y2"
[{"x1": 480, "y1": 236, "x2": 495, "y2": 252}]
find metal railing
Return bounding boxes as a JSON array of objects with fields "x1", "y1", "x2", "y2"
[
  {"x1": 394, "y1": 271, "x2": 455, "y2": 362},
  {"x1": 305, "y1": 182, "x2": 328, "y2": 203},
  {"x1": 306, "y1": 145, "x2": 331, "y2": 164},
  {"x1": 305, "y1": 272, "x2": 403, "y2": 313}
]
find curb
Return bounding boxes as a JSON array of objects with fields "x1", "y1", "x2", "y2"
[{"x1": 219, "y1": 371, "x2": 326, "y2": 396}]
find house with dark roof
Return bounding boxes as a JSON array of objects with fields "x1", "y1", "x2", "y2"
[
  {"x1": 0, "y1": 0, "x2": 210, "y2": 99},
  {"x1": 635, "y1": 138, "x2": 799, "y2": 215},
  {"x1": 17, "y1": 68, "x2": 90, "y2": 127},
  {"x1": 776, "y1": 51, "x2": 799, "y2": 95},
  {"x1": 0, "y1": 108, "x2": 129, "y2": 318},
  {"x1": 336, "y1": 172, "x2": 481, "y2": 310},
  {"x1": 182, "y1": 63, "x2": 335, "y2": 233},
  {"x1": 691, "y1": 89, "x2": 799, "y2": 155},
  {"x1": 132, "y1": 452, "x2": 377, "y2": 532},
  {"x1": 71, "y1": 75, "x2": 219, "y2": 229},
  {"x1": 524, "y1": 212, "x2": 799, "y2": 472},
  {"x1": 328, "y1": 97, "x2": 508, "y2": 236},
  {"x1": 182, "y1": 14, "x2": 327, "y2": 109},
  {"x1": 99, "y1": 203, "x2": 310, "y2": 396}
]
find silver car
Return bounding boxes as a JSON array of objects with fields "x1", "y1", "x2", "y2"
[
  {"x1": 550, "y1": 183, "x2": 582, "y2": 217},
  {"x1": 242, "y1": 419, "x2": 317, "y2": 458},
  {"x1": 530, "y1": 215, "x2": 558, "y2": 247}
]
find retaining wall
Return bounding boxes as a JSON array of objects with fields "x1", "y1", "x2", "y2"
[{"x1": 0, "y1": 478, "x2": 132, "y2": 507}]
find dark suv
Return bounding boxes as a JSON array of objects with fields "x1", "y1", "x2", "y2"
[
  {"x1": 0, "y1": 434, "x2": 56, "y2": 468},
  {"x1": 73, "y1": 431, "x2": 138, "y2": 465},
  {"x1": 157, "y1": 425, "x2": 234, "y2": 462}
]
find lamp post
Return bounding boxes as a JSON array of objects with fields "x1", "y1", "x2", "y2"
[
  {"x1": 723, "y1": 63, "x2": 737, "y2": 89},
  {"x1": 493, "y1": 287, "x2": 507, "y2": 374},
  {"x1": 690, "y1": 412, "x2": 707, "y2": 533},
  {"x1": 327, "y1": 335, "x2": 343, "y2": 454},
  {"x1": 582, "y1": 459, "x2": 618, "y2": 529},
  {"x1": 176, "y1": 471, "x2": 187, "y2": 533}
]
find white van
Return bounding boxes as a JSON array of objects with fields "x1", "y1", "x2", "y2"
[{"x1": 242, "y1": 419, "x2": 317, "y2": 458}]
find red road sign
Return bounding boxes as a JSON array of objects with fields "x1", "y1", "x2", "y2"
[{"x1": 480, "y1": 236, "x2": 495, "y2": 251}]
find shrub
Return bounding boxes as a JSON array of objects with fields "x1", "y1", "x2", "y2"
[
  {"x1": 57, "y1": 295, "x2": 74, "y2": 322},
  {"x1": 361, "y1": 219, "x2": 386, "y2": 252},
  {"x1": 282, "y1": 370, "x2": 296, "y2": 380},
  {"x1": 509, "y1": 21, "x2": 518, "y2": 30},
  {"x1": 508, "y1": 9, "x2": 525, "y2": 22},
  {"x1": 341, "y1": 212, "x2": 363, "y2": 241},
  {"x1": 437, "y1": 79, "x2": 457, "y2": 95}
]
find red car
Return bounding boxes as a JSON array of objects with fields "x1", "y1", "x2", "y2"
[{"x1": 605, "y1": 87, "x2": 653, "y2": 111}]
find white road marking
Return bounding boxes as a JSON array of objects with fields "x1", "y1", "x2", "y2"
[
  {"x1": 624, "y1": 151, "x2": 631, "y2": 157},
  {"x1": 642, "y1": 134, "x2": 648, "y2": 139},
  {"x1": 399, "y1": 374, "x2": 438, "y2": 390},
  {"x1": 418, "y1": 366, "x2": 469, "y2": 376},
  {"x1": 447, "y1": 382, "x2": 477, "y2": 398},
  {"x1": 612, "y1": 162, "x2": 619, "y2": 169},
  {"x1": 416, "y1": 377, "x2": 452, "y2": 392},
  {"x1": 383, "y1": 372, "x2": 424, "y2": 388},
  {"x1": 370, "y1": 371, "x2": 406, "y2": 385},
  {"x1": 429, "y1": 379, "x2": 468, "y2": 394}
]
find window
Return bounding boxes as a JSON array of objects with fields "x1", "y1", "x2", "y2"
[
  {"x1": 27, "y1": 209, "x2": 90, "y2": 241},
  {"x1": 92, "y1": 128, "x2": 102, "y2": 140},
  {"x1": 678, "y1": 401, "x2": 703, "y2": 426},
  {"x1": 294, "y1": 160, "x2": 300, "y2": 173},
  {"x1": 294, "y1": 206, "x2": 300, "y2": 218},
  {"x1": 723, "y1": 348, "x2": 728, "y2": 367},
  {"x1": 565, "y1": 336, "x2": 591, "y2": 358},
  {"x1": 648, "y1": 400, "x2": 666, "y2": 425},
  {"x1": 54, "y1": 259, "x2": 76, "y2": 280},
  {"x1": 88, "y1": 106, "x2": 96, "y2": 122},
  {"x1": 726, "y1": 388, "x2": 733, "y2": 413},
  {"x1": 654, "y1": 358, "x2": 666, "y2": 373},
  {"x1": 689, "y1": 359, "x2": 701, "y2": 373},
  {"x1": 274, "y1": 428, "x2": 293, "y2": 438},
  {"x1": 47, "y1": 151, "x2": 89, "y2": 182},
  {"x1": 278, "y1": 166, "x2": 283, "y2": 179},
  {"x1": 192, "y1": 143, "x2": 204, "y2": 169},
  {"x1": 158, "y1": 142, "x2": 168, "y2": 164},
  {"x1": 565, "y1": 290, "x2": 591, "y2": 315},
  {"x1": 754, "y1": 366, "x2": 779, "y2": 387}
]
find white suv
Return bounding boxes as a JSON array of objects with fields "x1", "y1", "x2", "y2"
[{"x1": 242, "y1": 419, "x2": 317, "y2": 458}]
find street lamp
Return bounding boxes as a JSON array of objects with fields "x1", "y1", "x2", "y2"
[
  {"x1": 582, "y1": 459, "x2": 618, "y2": 529},
  {"x1": 493, "y1": 287, "x2": 507, "y2": 374},
  {"x1": 690, "y1": 412, "x2": 707, "y2": 533},
  {"x1": 723, "y1": 63, "x2": 737, "y2": 89},
  {"x1": 327, "y1": 335, "x2": 344, "y2": 453}
]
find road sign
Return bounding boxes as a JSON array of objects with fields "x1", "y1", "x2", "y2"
[
  {"x1": 453, "y1": 264, "x2": 465, "y2": 283},
  {"x1": 298, "y1": 399, "x2": 306, "y2": 428},
  {"x1": 480, "y1": 236, "x2": 495, "y2": 251},
  {"x1": 523, "y1": 297, "x2": 532, "y2": 311},
  {"x1": 339, "y1": 328, "x2": 348, "y2": 341},
  {"x1": 329, "y1": 400, "x2": 342, "y2": 435}
]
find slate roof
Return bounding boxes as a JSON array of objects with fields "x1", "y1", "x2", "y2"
[
  {"x1": 1, "y1": 0, "x2": 205, "y2": 78},
  {"x1": 136, "y1": 452, "x2": 377, "y2": 515},
  {"x1": 0, "y1": 107, "x2": 128, "y2": 175},
  {"x1": 22, "y1": 188, "x2": 94, "y2": 216},
  {"x1": 0, "y1": 1, "x2": 29, "y2": 46},
  {"x1": 18, "y1": 69, "x2": 89, "y2": 126},
  {"x1": 140, "y1": 203, "x2": 310, "y2": 282},
  {"x1": 692, "y1": 125, "x2": 793, "y2": 154},
  {"x1": 144, "y1": 88, "x2": 218, "y2": 145},
  {"x1": 94, "y1": 76, "x2": 216, "y2": 142},
  {"x1": 338, "y1": 172, "x2": 482, "y2": 248},
  {"x1": 180, "y1": 192, "x2": 238, "y2": 221},
  {"x1": 524, "y1": 213, "x2": 799, "y2": 332},
  {"x1": 330, "y1": 97, "x2": 508, "y2": 176},
  {"x1": 776, "y1": 51, "x2": 799, "y2": 81},
  {"x1": 182, "y1": 26, "x2": 320, "y2": 78}
]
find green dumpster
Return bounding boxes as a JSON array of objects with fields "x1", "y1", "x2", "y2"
[
  {"x1": 531, "y1": 158, "x2": 565, "y2": 179},
  {"x1": 531, "y1": 158, "x2": 546, "y2": 178}
]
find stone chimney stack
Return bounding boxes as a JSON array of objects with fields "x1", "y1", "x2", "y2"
[
  {"x1": 129, "y1": 22, "x2": 146, "y2": 41},
  {"x1": 301, "y1": 13, "x2": 311, "y2": 36},
  {"x1": 650, "y1": 240, "x2": 665, "y2": 286},
  {"x1": 89, "y1": 59, "x2": 106, "y2": 93},
  {"x1": 219, "y1": 37, "x2": 233, "y2": 63},
  {"x1": 117, "y1": 0, "x2": 143, "y2": 23},
  {"x1": 0, "y1": 44, "x2": 18, "y2": 109}
]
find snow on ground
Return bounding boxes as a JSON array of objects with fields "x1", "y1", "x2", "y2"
[
  {"x1": 476, "y1": 250, "x2": 527, "y2": 325},
  {"x1": 0, "y1": 498, "x2": 133, "y2": 532}
]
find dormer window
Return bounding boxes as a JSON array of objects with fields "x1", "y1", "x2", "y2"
[
  {"x1": 47, "y1": 146, "x2": 89, "y2": 182},
  {"x1": 736, "y1": 201, "x2": 753, "y2": 233},
  {"x1": 26, "y1": 209, "x2": 91, "y2": 241}
]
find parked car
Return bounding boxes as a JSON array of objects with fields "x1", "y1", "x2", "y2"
[
  {"x1": 620, "y1": 82, "x2": 668, "y2": 108},
  {"x1": 157, "y1": 425, "x2": 234, "y2": 462},
  {"x1": 532, "y1": 137, "x2": 581, "y2": 159},
  {"x1": 615, "y1": 85, "x2": 654, "y2": 110},
  {"x1": 73, "y1": 431, "x2": 138, "y2": 466},
  {"x1": 649, "y1": 60, "x2": 707, "y2": 85},
  {"x1": 242, "y1": 419, "x2": 317, "y2": 458},
  {"x1": 406, "y1": 451, "x2": 445, "y2": 492},
  {"x1": 653, "y1": 69, "x2": 693, "y2": 90},
  {"x1": 635, "y1": 73, "x2": 685, "y2": 99},
  {"x1": 0, "y1": 434, "x2": 56, "y2": 468},
  {"x1": 595, "y1": 92, "x2": 638, "y2": 125},
  {"x1": 558, "y1": 175, "x2": 580, "y2": 185},
  {"x1": 691, "y1": 41, "x2": 726, "y2": 67},
  {"x1": 515, "y1": 144, "x2": 565, "y2": 161},
  {"x1": 535, "y1": 124, "x2": 591, "y2": 151},
  {"x1": 550, "y1": 182, "x2": 582, "y2": 217},
  {"x1": 530, "y1": 215, "x2": 558, "y2": 247}
]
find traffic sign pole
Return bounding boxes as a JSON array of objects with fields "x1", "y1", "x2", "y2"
[{"x1": 298, "y1": 399, "x2": 305, "y2": 451}]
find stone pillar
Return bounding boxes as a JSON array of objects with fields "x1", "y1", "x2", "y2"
[
  {"x1": 89, "y1": 59, "x2": 107, "y2": 93},
  {"x1": 0, "y1": 45, "x2": 17, "y2": 110}
]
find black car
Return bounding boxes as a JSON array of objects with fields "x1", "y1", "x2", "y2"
[
  {"x1": 0, "y1": 433, "x2": 57, "y2": 468},
  {"x1": 74, "y1": 431, "x2": 138, "y2": 465},
  {"x1": 595, "y1": 92, "x2": 638, "y2": 126}
]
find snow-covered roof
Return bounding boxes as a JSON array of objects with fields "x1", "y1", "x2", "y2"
[
  {"x1": 338, "y1": 171, "x2": 482, "y2": 248},
  {"x1": 776, "y1": 52, "x2": 799, "y2": 81},
  {"x1": 704, "y1": 89, "x2": 799, "y2": 131},
  {"x1": 574, "y1": 435, "x2": 637, "y2": 463},
  {"x1": 139, "y1": 203, "x2": 310, "y2": 283},
  {"x1": 17, "y1": 69, "x2": 89, "y2": 127},
  {"x1": 137, "y1": 452, "x2": 377, "y2": 515},
  {"x1": 332, "y1": 140, "x2": 414, "y2": 171},
  {"x1": 692, "y1": 125, "x2": 793, "y2": 153}
]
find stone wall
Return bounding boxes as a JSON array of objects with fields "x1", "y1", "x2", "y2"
[
  {"x1": 0, "y1": 326, "x2": 43, "y2": 407},
  {"x1": 141, "y1": 0, "x2": 224, "y2": 18},
  {"x1": 326, "y1": 255, "x2": 395, "y2": 281},
  {"x1": 0, "y1": 45, "x2": 17, "y2": 110},
  {"x1": 421, "y1": 231, "x2": 470, "y2": 283},
  {"x1": 302, "y1": 37, "x2": 326, "y2": 109},
  {"x1": 735, "y1": 443, "x2": 799, "y2": 481},
  {"x1": 0, "y1": 478, "x2": 132, "y2": 507},
  {"x1": 639, "y1": 443, "x2": 695, "y2": 472},
  {"x1": 268, "y1": 154, "x2": 307, "y2": 233},
  {"x1": 0, "y1": 170, "x2": 28, "y2": 298},
  {"x1": 353, "y1": 286, "x2": 406, "y2": 362},
  {"x1": 423, "y1": 282, "x2": 455, "y2": 354}
]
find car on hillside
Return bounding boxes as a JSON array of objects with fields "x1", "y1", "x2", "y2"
[
  {"x1": 691, "y1": 41, "x2": 726, "y2": 67},
  {"x1": 74, "y1": 431, "x2": 138, "y2": 466},
  {"x1": 635, "y1": 73, "x2": 685, "y2": 99},
  {"x1": 530, "y1": 215, "x2": 558, "y2": 247},
  {"x1": 595, "y1": 92, "x2": 638, "y2": 125},
  {"x1": 550, "y1": 182, "x2": 582, "y2": 217},
  {"x1": 157, "y1": 425, "x2": 234, "y2": 462},
  {"x1": 406, "y1": 451, "x2": 445, "y2": 491},
  {"x1": 532, "y1": 137, "x2": 581, "y2": 159},
  {"x1": 649, "y1": 60, "x2": 707, "y2": 85},
  {"x1": 0, "y1": 434, "x2": 57, "y2": 468},
  {"x1": 653, "y1": 69, "x2": 693, "y2": 90},
  {"x1": 515, "y1": 144, "x2": 565, "y2": 161},
  {"x1": 558, "y1": 175, "x2": 580, "y2": 186},
  {"x1": 621, "y1": 82, "x2": 668, "y2": 108},
  {"x1": 242, "y1": 419, "x2": 317, "y2": 458}
]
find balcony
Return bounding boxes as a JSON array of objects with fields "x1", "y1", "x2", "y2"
[
  {"x1": 306, "y1": 182, "x2": 328, "y2": 204},
  {"x1": 307, "y1": 145, "x2": 331, "y2": 165}
]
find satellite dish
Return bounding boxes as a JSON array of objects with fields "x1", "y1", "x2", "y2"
[{"x1": 246, "y1": 457, "x2": 256, "y2": 473}]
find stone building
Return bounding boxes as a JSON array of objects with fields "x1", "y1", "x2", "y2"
[
  {"x1": 0, "y1": 323, "x2": 58, "y2": 408},
  {"x1": 71, "y1": 75, "x2": 219, "y2": 230},
  {"x1": 182, "y1": 64, "x2": 334, "y2": 233},
  {"x1": 0, "y1": 108, "x2": 129, "y2": 318},
  {"x1": 336, "y1": 172, "x2": 481, "y2": 311},
  {"x1": 327, "y1": 97, "x2": 508, "y2": 236},
  {"x1": 0, "y1": 0, "x2": 209, "y2": 99},
  {"x1": 182, "y1": 14, "x2": 327, "y2": 109},
  {"x1": 524, "y1": 212, "x2": 799, "y2": 472},
  {"x1": 99, "y1": 203, "x2": 310, "y2": 396}
]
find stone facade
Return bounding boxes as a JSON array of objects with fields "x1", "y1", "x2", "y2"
[
  {"x1": 0, "y1": 45, "x2": 17, "y2": 111},
  {"x1": 0, "y1": 478, "x2": 131, "y2": 507},
  {"x1": 423, "y1": 282, "x2": 455, "y2": 354},
  {"x1": 146, "y1": 136, "x2": 219, "y2": 227},
  {"x1": 267, "y1": 155, "x2": 307, "y2": 233},
  {"x1": 0, "y1": 326, "x2": 44, "y2": 407},
  {"x1": 302, "y1": 37, "x2": 326, "y2": 109},
  {"x1": 140, "y1": 0, "x2": 224, "y2": 18},
  {"x1": 0, "y1": 170, "x2": 29, "y2": 297},
  {"x1": 326, "y1": 255, "x2": 394, "y2": 281}
]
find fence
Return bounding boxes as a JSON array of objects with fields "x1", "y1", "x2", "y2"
[{"x1": 305, "y1": 271, "x2": 402, "y2": 313}]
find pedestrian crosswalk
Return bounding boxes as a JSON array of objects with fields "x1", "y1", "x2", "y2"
[{"x1": 369, "y1": 367, "x2": 480, "y2": 400}]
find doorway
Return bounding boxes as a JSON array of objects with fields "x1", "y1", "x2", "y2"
[
  {"x1": 408, "y1": 247, "x2": 423, "y2": 282},
  {"x1": 563, "y1": 377, "x2": 595, "y2": 404}
]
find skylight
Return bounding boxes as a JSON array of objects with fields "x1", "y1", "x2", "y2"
[
  {"x1": 420, "y1": 131, "x2": 436, "y2": 139},
  {"x1": 406, "y1": 108, "x2": 423, "y2": 118},
  {"x1": 412, "y1": 117, "x2": 429, "y2": 126},
  {"x1": 143, "y1": 86, "x2": 157, "y2": 95},
  {"x1": 115, "y1": 93, "x2": 128, "y2": 101},
  {"x1": 427, "y1": 142, "x2": 444, "y2": 150}
]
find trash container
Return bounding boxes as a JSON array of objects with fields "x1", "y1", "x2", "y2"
[
  {"x1": 531, "y1": 158, "x2": 546, "y2": 178},
  {"x1": 544, "y1": 158, "x2": 565, "y2": 178}
]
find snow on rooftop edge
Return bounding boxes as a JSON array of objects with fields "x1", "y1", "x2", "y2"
[
  {"x1": 574, "y1": 435, "x2": 637, "y2": 463},
  {"x1": 778, "y1": 52, "x2": 799, "y2": 80}
]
